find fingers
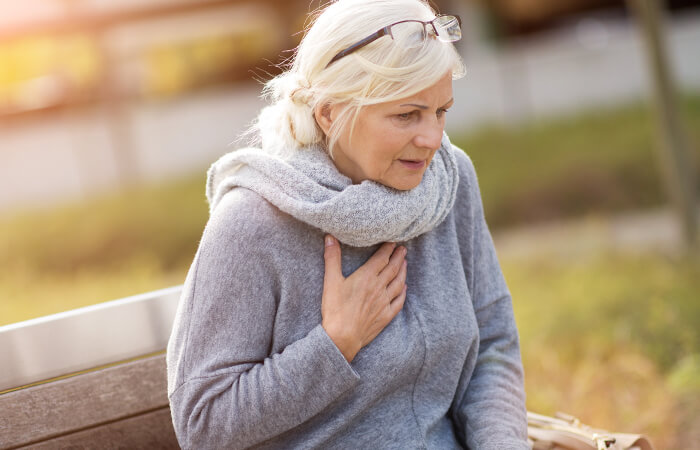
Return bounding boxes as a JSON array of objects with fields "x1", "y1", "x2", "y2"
[
  {"x1": 378, "y1": 245, "x2": 406, "y2": 284},
  {"x1": 386, "y1": 285, "x2": 407, "y2": 321},
  {"x1": 323, "y1": 235, "x2": 343, "y2": 286},
  {"x1": 322, "y1": 237, "x2": 408, "y2": 358},
  {"x1": 365, "y1": 241, "x2": 397, "y2": 274},
  {"x1": 364, "y1": 284, "x2": 407, "y2": 347},
  {"x1": 385, "y1": 259, "x2": 407, "y2": 299}
]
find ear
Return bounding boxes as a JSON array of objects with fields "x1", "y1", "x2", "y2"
[{"x1": 314, "y1": 102, "x2": 334, "y2": 136}]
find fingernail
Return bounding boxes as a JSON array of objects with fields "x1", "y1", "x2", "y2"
[{"x1": 325, "y1": 236, "x2": 334, "y2": 247}]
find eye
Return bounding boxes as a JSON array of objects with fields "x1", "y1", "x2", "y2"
[
  {"x1": 396, "y1": 112, "x2": 415, "y2": 121},
  {"x1": 437, "y1": 108, "x2": 450, "y2": 118}
]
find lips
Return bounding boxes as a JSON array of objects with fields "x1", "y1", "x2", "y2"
[{"x1": 399, "y1": 159, "x2": 426, "y2": 169}]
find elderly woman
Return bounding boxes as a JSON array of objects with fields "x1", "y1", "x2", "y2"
[{"x1": 167, "y1": 0, "x2": 528, "y2": 448}]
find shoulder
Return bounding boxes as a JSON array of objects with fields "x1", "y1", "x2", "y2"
[
  {"x1": 202, "y1": 187, "x2": 316, "y2": 262},
  {"x1": 185, "y1": 188, "x2": 291, "y2": 307},
  {"x1": 450, "y1": 143, "x2": 479, "y2": 194},
  {"x1": 447, "y1": 142, "x2": 481, "y2": 216},
  {"x1": 205, "y1": 188, "x2": 285, "y2": 241},
  {"x1": 198, "y1": 188, "x2": 289, "y2": 262}
]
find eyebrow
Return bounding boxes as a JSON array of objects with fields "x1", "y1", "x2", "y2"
[{"x1": 399, "y1": 98, "x2": 455, "y2": 110}]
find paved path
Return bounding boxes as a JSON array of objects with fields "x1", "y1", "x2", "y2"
[{"x1": 492, "y1": 206, "x2": 699, "y2": 260}]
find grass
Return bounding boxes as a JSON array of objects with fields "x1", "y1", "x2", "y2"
[
  {"x1": 0, "y1": 173, "x2": 208, "y2": 276},
  {"x1": 450, "y1": 95, "x2": 700, "y2": 228},
  {"x1": 503, "y1": 251, "x2": 700, "y2": 449}
]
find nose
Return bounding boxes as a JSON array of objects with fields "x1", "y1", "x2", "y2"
[{"x1": 413, "y1": 118, "x2": 444, "y2": 151}]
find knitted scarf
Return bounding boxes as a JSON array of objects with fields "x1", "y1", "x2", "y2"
[{"x1": 206, "y1": 133, "x2": 459, "y2": 247}]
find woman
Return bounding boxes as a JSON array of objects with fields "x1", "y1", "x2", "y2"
[{"x1": 167, "y1": 0, "x2": 528, "y2": 448}]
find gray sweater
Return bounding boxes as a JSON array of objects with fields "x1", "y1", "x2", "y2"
[{"x1": 166, "y1": 147, "x2": 528, "y2": 449}]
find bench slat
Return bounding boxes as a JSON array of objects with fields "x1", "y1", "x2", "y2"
[
  {"x1": 23, "y1": 407, "x2": 178, "y2": 449},
  {"x1": 0, "y1": 354, "x2": 171, "y2": 449}
]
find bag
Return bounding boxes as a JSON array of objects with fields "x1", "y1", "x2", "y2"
[{"x1": 527, "y1": 411, "x2": 655, "y2": 450}]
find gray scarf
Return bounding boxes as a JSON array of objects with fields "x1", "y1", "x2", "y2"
[{"x1": 206, "y1": 133, "x2": 459, "y2": 247}]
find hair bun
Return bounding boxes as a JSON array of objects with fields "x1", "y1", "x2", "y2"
[{"x1": 288, "y1": 74, "x2": 313, "y2": 106}]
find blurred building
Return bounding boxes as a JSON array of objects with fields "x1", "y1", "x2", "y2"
[
  {"x1": 472, "y1": 0, "x2": 700, "y2": 34},
  {"x1": 1, "y1": 0, "x2": 699, "y2": 117},
  {"x1": 0, "y1": 0, "x2": 304, "y2": 117}
]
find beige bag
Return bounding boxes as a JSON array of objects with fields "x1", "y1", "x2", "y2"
[{"x1": 527, "y1": 411, "x2": 655, "y2": 450}]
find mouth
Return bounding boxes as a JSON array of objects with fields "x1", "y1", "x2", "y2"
[{"x1": 398, "y1": 159, "x2": 426, "y2": 170}]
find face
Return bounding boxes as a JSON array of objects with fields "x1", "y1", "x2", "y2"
[{"x1": 316, "y1": 72, "x2": 454, "y2": 191}]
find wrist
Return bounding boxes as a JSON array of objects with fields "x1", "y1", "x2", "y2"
[{"x1": 322, "y1": 321, "x2": 360, "y2": 363}]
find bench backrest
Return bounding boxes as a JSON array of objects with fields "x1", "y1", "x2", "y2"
[{"x1": 0, "y1": 287, "x2": 182, "y2": 449}]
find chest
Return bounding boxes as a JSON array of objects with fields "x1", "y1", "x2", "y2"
[{"x1": 269, "y1": 217, "x2": 478, "y2": 392}]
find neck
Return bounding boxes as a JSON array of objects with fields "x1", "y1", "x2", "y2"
[{"x1": 329, "y1": 147, "x2": 366, "y2": 185}]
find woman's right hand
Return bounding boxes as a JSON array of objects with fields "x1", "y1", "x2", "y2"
[{"x1": 321, "y1": 235, "x2": 408, "y2": 363}]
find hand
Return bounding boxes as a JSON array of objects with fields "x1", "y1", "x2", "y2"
[{"x1": 321, "y1": 235, "x2": 408, "y2": 363}]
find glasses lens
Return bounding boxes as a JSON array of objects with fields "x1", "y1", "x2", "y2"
[
  {"x1": 434, "y1": 15, "x2": 461, "y2": 42},
  {"x1": 389, "y1": 21, "x2": 427, "y2": 48}
]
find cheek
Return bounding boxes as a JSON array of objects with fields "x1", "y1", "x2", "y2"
[
  {"x1": 375, "y1": 124, "x2": 410, "y2": 155},
  {"x1": 374, "y1": 138, "x2": 405, "y2": 172},
  {"x1": 358, "y1": 126, "x2": 397, "y2": 166},
  {"x1": 428, "y1": 146, "x2": 440, "y2": 162},
  {"x1": 355, "y1": 117, "x2": 412, "y2": 176}
]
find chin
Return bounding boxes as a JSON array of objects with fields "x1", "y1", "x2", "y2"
[{"x1": 386, "y1": 176, "x2": 423, "y2": 191}]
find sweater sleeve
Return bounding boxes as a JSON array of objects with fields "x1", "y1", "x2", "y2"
[
  {"x1": 166, "y1": 190, "x2": 360, "y2": 450},
  {"x1": 450, "y1": 149, "x2": 529, "y2": 450}
]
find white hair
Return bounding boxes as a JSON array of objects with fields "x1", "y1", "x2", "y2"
[{"x1": 249, "y1": 0, "x2": 466, "y2": 156}]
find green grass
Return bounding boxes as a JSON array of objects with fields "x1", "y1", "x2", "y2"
[
  {"x1": 510, "y1": 254, "x2": 699, "y2": 373},
  {"x1": 450, "y1": 95, "x2": 700, "y2": 227},
  {"x1": 0, "y1": 173, "x2": 208, "y2": 276},
  {"x1": 503, "y1": 252, "x2": 700, "y2": 449}
]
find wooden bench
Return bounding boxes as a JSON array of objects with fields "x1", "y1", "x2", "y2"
[{"x1": 0, "y1": 287, "x2": 182, "y2": 449}]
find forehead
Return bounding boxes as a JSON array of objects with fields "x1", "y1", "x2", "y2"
[{"x1": 375, "y1": 73, "x2": 453, "y2": 110}]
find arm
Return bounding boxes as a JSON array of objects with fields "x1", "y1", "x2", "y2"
[
  {"x1": 166, "y1": 191, "x2": 360, "y2": 449},
  {"x1": 450, "y1": 150, "x2": 529, "y2": 450}
]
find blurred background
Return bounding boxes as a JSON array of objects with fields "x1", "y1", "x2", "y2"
[{"x1": 0, "y1": 0, "x2": 698, "y2": 447}]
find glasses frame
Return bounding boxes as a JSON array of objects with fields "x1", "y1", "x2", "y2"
[{"x1": 326, "y1": 14, "x2": 462, "y2": 67}]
